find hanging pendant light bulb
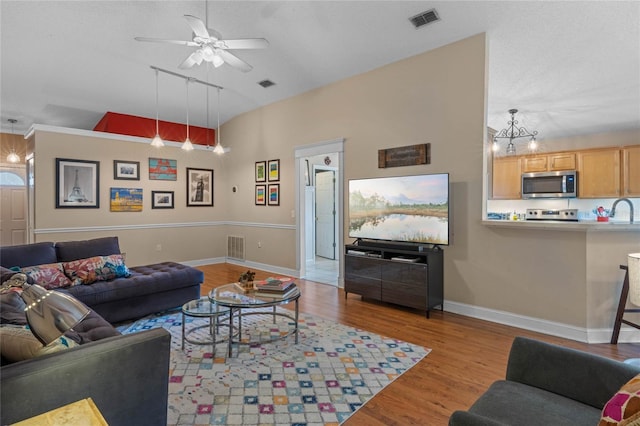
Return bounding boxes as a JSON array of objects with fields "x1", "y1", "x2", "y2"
[
  {"x1": 182, "y1": 79, "x2": 194, "y2": 151},
  {"x1": 6, "y1": 119, "x2": 20, "y2": 163},
  {"x1": 213, "y1": 87, "x2": 224, "y2": 155},
  {"x1": 150, "y1": 69, "x2": 164, "y2": 148}
]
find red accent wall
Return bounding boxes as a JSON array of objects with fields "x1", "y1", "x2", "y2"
[{"x1": 93, "y1": 111, "x2": 216, "y2": 146}]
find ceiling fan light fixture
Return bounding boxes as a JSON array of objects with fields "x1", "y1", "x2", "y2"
[{"x1": 212, "y1": 53, "x2": 224, "y2": 68}]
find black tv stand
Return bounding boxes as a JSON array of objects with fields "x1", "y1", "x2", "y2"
[{"x1": 344, "y1": 240, "x2": 444, "y2": 318}]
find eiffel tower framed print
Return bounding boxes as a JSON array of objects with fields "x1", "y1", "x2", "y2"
[{"x1": 56, "y1": 158, "x2": 100, "y2": 208}]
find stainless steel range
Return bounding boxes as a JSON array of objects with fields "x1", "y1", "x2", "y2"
[{"x1": 526, "y1": 208, "x2": 578, "y2": 221}]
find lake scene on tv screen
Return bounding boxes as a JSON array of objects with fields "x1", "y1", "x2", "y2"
[{"x1": 349, "y1": 174, "x2": 449, "y2": 245}]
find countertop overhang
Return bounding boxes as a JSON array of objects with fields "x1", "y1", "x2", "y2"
[{"x1": 482, "y1": 219, "x2": 640, "y2": 232}]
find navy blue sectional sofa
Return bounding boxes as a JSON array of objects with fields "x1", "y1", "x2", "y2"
[{"x1": 0, "y1": 236, "x2": 203, "y2": 323}]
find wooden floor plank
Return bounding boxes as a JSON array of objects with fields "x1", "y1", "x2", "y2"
[{"x1": 198, "y1": 263, "x2": 640, "y2": 425}]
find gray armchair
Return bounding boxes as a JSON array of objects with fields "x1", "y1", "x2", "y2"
[{"x1": 449, "y1": 336, "x2": 640, "y2": 425}]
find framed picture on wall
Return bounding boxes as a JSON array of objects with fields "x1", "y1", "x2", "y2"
[
  {"x1": 151, "y1": 191, "x2": 174, "y2": 209},
  {"x1": 268, "y1": 159, "x2": 280, "y2": 181},
  {"x1": 55, "y1": 158, "x2": 100, "y2": 208},
  {"x1": 255, "y1": 185, "x2": 266, "y2": 205},
  {"x1": 149, "y1": 158, "x2": 177, "y2": 181},
  {"x1": 268, "y1": 183, "x2": 280, "y2": 206},
  {"x1": 113, "y1": 160, "x2": 140, "y2": 180},
  {"x1": 186, "y1": 167, "x2": 214, "y2": 206},
  {"x1": 110, "y1": 187, "x2": 143, "y2": 212},
  {"x1": 255, "y1": 161, "x2": 266, "y2": 182}
]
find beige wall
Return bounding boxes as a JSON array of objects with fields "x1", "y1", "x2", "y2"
[
  {"x1": 28, "y1": 32, "x2": 639, "y2": 341},
  {"x1": 31, "y1": 131, "x2": 229, "y2": 266}
]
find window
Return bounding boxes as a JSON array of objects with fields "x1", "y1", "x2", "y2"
[{"x1": 0, "y1": 171, "x2": 25, "y2": 186}]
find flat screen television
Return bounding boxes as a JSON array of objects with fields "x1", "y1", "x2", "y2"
[{"x1": 348, "y1": 173, "x2": 449, "y2": 246}]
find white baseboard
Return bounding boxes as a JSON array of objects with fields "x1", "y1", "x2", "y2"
[{"x1": 444, "y1": 300, "x2": 640, "y2": 344}]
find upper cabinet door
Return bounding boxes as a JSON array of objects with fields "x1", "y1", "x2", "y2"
[
  {"x1": 492, "y1": 156, "x2": 522, "y2": 199},
  {"x1": 622, "y1": 145, "x2": 640, "y2": 197},
  {"x1": 522, "y1": 156, "x2": 548, "y2": 173},
  {"x1": 548, "y1": 153, "x2": 576, "y2": 171},
  {"x1": 578, "y1": 148, "x2": 621, "y2": 198}
]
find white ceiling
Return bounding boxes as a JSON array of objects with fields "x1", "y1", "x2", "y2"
[{"x1": 1, "y1": 1, "x2": 639, "y2": 143}]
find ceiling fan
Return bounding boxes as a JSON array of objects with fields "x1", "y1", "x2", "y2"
[{"x1": 135, "y1": 15, "x2": 268, "y2": 72}]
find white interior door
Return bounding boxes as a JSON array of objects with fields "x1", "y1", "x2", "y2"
[
  {"x1": 315, "y1": 169, "x2": 336, "y2": 259},
  {"x1": 0, "y1": 186, "x2": 27, "y2": 246}
]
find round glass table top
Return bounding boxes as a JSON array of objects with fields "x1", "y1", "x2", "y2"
[
  {"x1": 209, "y1": 282, "x2": 300, "y2": 308},
  {"x1": 182, "y1": 297, "x2": 230, "y2": 317}
]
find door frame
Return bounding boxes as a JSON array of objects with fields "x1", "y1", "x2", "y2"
[{"x1": 294, "y1": 138, "x2": 344, "y2": 286}]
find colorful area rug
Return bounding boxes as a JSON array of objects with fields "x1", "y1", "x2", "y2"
[{"x1": 117, "y1": 308, "x2": 430, "y2": 426}]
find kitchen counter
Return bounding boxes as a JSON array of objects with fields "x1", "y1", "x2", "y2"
[{"x1": 482, "y1": 219, "x2": 640, "y2": 232}]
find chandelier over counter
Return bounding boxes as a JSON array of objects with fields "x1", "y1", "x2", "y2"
[
  {"x1": 6, "y1": 119, "x2": 20, "y2": 163},
  {"x1": 492, "y1": 109, "x2": 539, "y2": 156}
]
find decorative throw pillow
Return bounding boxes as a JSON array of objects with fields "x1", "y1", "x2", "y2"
[
  {"x1": 63, "y1": 254, "x2": 130, "y2": 285},
  {"x1": 21, "y1": 262, "x2": 73, "y2": 289},
  {"x1": 599, "y1": 373, "x2": 640, "y2": 426},
  {"x1": 0, "y1": 325, "x2": 77, "y2": 362}
]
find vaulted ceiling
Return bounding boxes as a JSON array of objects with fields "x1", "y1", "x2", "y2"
[{"x1": 1, "y1": 1, "x2": 639, "y2": 143}]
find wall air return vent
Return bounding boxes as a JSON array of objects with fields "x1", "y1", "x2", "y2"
[
  {"x1": 258, "y1": 79, "x2": 276, "y2": 88},
  {"x1": 409, "y1": 9, "x2": 440, "y2": 28},
  {"x1": 227, "y1": 235, "x2": 245, "y2": 260}
]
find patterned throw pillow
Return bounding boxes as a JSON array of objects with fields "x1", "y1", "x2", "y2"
[
  {"x1": 21, "y1": 263, "x2": 73, "y2": 289},
  {"x1": 599, "y1": 373, "x2": 640, "y2": 426},
  {"x1": 63, "y1": 254, "x2": 131, "y2": 286}
]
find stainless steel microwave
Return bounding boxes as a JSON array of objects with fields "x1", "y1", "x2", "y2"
[{"x1": 521, "y1": 170, "x2": 577, "y2": 199}]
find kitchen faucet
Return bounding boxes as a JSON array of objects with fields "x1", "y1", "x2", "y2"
[{"x1": 610, "y1": 198, "x2": 635, "y2": 224}]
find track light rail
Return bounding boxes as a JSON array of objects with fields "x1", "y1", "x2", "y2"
[{"x1": 150, "y1": 65, "x2": 223, "y2": 90}]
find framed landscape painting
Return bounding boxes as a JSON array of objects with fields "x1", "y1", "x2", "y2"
[
  {"x1": 110, "y1": 187, "x2": 143, "y2": 212},
  {"x1": 113, "y1": 160, "x2": 140, "y2": 180},
  {"x1": 56, "y1": 158, "x2": 100, "y2": 208},
  {"x1": 186, "y1": 168, "x2": 213, "y2": 206},
  {"x1": 151, "y1": 191, "x2": 174, "y2": 209},
  {"x1": 149, "y1": 158, "x2": 177, "y2": 181}
]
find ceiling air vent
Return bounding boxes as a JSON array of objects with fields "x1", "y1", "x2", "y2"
[
  {"x1": 258, "y1": 79, "x2": 276, "y2": 88},
  {"x1": 409, "y1": 9, "x2": 440, "y2": 29}
]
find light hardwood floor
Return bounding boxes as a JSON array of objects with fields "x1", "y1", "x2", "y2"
[{"x1": 199, "y1": 263, "x2": 639, "y2": 426}]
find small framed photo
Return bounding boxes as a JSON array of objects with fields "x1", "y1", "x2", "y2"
[
  {"x1": 268, "y1": 159, "x2": 280, "y2": 181},
  {"x1": 113, "y1": 160, "x2": 140, "y2": 180},
  {"x1": 149, "y1": 157, "x2": 177, "y2": 181},
  {"x1": 268, "y1": 183, "x2": 280, "y2": 206},
  {"x1": 151, "y1": 191, "x2": 174, "y2": 209},
  {"x1": 255, "y1": 161, "x2": 266, "y2": 182},
  {"x1": 255, "y1": 185, "x2": 266, "y2": 205},
  {"x1": 187, "y1": 167, "x2": 214, "y2": 206},
  {"x1": 110, "y1": 188, "x2": 143, "y2": 212},
  {"x1": 56, "y1": 158, "x2": 100, "y2": 208}
]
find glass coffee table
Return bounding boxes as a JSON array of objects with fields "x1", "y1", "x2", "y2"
[
  {"x1": 209, "y1": 283, "x2": 301, "y2": 357},
  {"x1": 181, "y1": 297, "x2": 231, "y2": 350}
]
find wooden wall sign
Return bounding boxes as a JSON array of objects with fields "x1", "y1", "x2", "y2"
[{"x1": 378, "y1": 143, "x2": 431, "y2": 168}]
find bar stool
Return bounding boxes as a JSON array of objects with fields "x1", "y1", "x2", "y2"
[{"x1": 611, "y1": 258, "x2": 640, "y2": 344}]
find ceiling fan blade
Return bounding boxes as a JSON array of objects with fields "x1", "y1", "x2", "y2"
[
  {"x1": 178, "y1": 50, "x2": 204, "y2": 69},
  {"x1": 217, "y1": 50, "x2": 253, "y2": 73},
  {"x1": 215, "y1": 38, "x2": 269, "y2": 50},
  {"x1": 184, "y1": 15, "x2": 211, "y2": 39},
  {"x1": 134, "y1": 37, "x2": 198, "y2": 47}
]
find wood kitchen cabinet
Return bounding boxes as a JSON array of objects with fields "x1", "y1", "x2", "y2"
[
  {"x1": 522, "y1": 152, "x2": 576, "y2": 173},
  {"x1": 622, "y1": 145, "x2": 640, "y2": 197},
  {"x1": 492, "y1": 156, "x2": 521, "y2": 199},
  {"x1": 577, "y1": 148, "x2": 621, "y2": 198}
]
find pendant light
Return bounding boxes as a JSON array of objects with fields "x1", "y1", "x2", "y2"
[
  {"x1": 182, "y1": 79, "x2": 194, "y2": 151},
  {"x1": 6, "y1": 119, "x2": 20, "y2": 163},
  {"x1": 150, "y1": 69, "x2": 164, "y2": 147},
  {"x1": 213, "y1": 87, "x2": 224, "y2": 155},
  {"x1": 492, "y1": 109, "x2": 539, "y2": 156}
]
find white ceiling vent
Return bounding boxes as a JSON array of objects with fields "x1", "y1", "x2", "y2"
[{"x1": 409, "y1": 9, "x2": 440, "y2": 29}]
